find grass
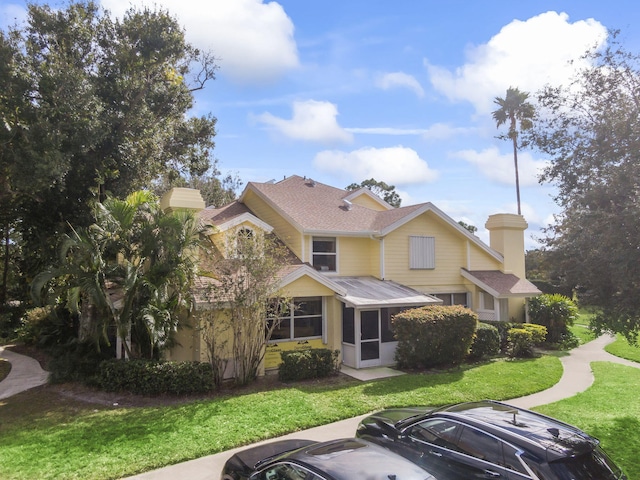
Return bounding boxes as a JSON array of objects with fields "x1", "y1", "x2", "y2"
[
  {"x1": 0, "y1": 356, "x2": 561, "y2": 480},
  {"x1": 605, "y1": 334, "x2": 640, "y2": 363},
  {"x1": 569, "y1": 322, "x2": 597, "y2": 345},
  {"x1": 535, "y1": 362, "x2": 640, "y2": 480}
]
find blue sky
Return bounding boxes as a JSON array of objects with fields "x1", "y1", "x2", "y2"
[{"x1": 3, "y1": 0, "x2": 640, "y2": 248}]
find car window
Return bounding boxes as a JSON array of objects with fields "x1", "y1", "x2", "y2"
[
  {"x1": 502, "y1": 443, "x2": 531, "y2": 475},
  {"x1": 547, "y1": 447, "x2": 624, "y2": 480},
  {"x1": 409, "y1": 419, "x2": 462, "y2": 451},
  {"x1": 255, "y1": 462, "x2": 325, "y2": 480},
  {"x1": 455, "y1": 426, "x2": 505, "y2": 466}
]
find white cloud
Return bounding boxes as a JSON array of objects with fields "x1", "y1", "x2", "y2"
[
  {"x1": 376, "y1": 72, "x2": 425, "y2": 98},
  {"x1": 452, "y1": 146, "x2": 548, "y2": 186},
  {"x1": 425, "y1": 11, "x2": 608, "y2": 114},
  {"x1": 100, "y1": 0, "x2": 299, "y2": 84},
  {"x1": 345, "y1": 123, "x2": 473, "y2": 140},
  {"x1": 314, "y1": 146, "x2": 438, "y2": 185},
  {"x1": 254, "y1": 100, "x2": 353, "y2": 144}
]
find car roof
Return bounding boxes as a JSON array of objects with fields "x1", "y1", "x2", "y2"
[
  {"x1": 284, "y1": 438, "x2": 435, "y2": 480},
  {"x1": 432, "y1": 401, "x2": 597, "y2": 461}
]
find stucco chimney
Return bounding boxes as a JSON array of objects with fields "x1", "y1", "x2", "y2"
[
  {"x1": 485, "y1": 213, "x2": 527, "y2": 278},
  {"x1": 160, "y1": 188, "x2": 206, "y2": 213}
]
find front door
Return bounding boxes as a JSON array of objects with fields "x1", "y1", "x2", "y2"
[{"x1": 360, "y1": 310, "x2": 380, "y2": 367}]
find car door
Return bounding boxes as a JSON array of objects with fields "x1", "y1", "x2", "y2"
[
  {"x1": 406, "y1": 419, "x2": 533, "y2": 479},
  {"x1": 404, "y1": 418, "x2": 470, "y2": 479}
]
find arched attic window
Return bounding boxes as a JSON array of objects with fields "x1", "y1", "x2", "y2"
[{"x1": 235, "y1": 226, "x2": 255, "y2": 258}]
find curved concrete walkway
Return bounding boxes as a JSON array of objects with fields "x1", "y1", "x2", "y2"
[
  {"x1": 0, "y1": 345, "x2": 50, "y2": 400},
  {"x1": 2, "y1": 336, "x2": 639, "y2": 479}
]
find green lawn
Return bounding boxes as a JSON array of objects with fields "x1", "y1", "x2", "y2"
[
  {"x1": 535, "y1": 362, "x2": 640, "y2": 480},
  {"x1": 0, "y1": 356, "x2": 561, "y2": 480},
  {"x1": 569, "y1": 323, "x2": 597, "y2": 344},
  {"x1": 605, "y1": 334, "x2": 640, "y2": 363}
]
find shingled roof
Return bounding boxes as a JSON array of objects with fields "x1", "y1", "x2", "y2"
[
  {"x1": 241, "y1": 175, "x2": 471, "y2": 237},
  {"x1": 461, "y1": 269, "x2": 541, "y2": 298}
]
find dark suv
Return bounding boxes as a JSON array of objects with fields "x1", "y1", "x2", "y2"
[{"x1": 356, "y1": 400, "x2": 626, "y2": 480}]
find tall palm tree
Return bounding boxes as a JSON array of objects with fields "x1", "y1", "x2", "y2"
[{"x1": 492, "y1": 87, "x2": 535, "y2": 215}]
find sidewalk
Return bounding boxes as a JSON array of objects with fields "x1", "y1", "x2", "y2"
[
  {"x1": 2, "y1": 336, "x2": 639, "y2": 479},
  {"x1": 0, "y1": 345, "x2": 49, "y2": 400}
]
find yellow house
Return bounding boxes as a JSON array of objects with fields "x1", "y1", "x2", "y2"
[{"x1": 164, "y1": 175, "x2": 540, "y2": 373}]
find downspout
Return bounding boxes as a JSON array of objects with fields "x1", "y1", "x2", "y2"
[{"x1": 370, "y1": 234, "x2": 384, "y2": 279}]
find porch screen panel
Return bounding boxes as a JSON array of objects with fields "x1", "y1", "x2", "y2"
[
  {"x1": 342, "y1": 304, "x2": 355, "y2": 344},
  {"x1": 409, "y1": 236, "x2": 435, "y2": 269}
]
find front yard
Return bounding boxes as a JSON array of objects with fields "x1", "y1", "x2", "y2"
[{"x1": 0, "y1": 356, "x2": 561, "y2": 480}]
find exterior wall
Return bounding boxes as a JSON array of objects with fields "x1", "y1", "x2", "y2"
[
  {"x1": 331, "y1": 236, "x2": 380, "y2": 276},
  {"x1": 242, "y1": 189, "x2": 303, "y2": 259},
  {"x1": 265, "y1": 276, "x2": 341, "y2": 370},
  {"x1": 166, "y1": 315, "x2": 201, "y2": 362},
  {"x1": 485, "y1": 214, "x2": 527, "y2": 278},
  {"x1": 383, "y1": 212, "x2": 501, "y2": 293},
  {"x1": 349, "y1": 193, "x2": 389, "y2": 211}
]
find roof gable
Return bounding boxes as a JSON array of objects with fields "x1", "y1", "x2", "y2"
[{"x1": 237, "y1": 176, "x2": 502, "y2": 261}]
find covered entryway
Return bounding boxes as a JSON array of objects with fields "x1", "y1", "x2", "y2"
[{"x1": 334, "y1": 276, "x2": 441, "y2": 369}]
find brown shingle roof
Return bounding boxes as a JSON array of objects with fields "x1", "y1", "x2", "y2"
[
  {"x1": 244, "y1": 175, "x2": 431, "y2": 234},
  {"x1": 199, "y1": 202, "x2": 253, "y2": 226},
  {"x1": 462, "y1": 269, "x2": 541, "y2": 298}
]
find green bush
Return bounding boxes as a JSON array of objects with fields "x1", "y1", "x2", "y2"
[
  {"x1": 48, "y1": 340, "x2": 113, "y2": 384},
  {"x1": 482, "y1": 320, "x2": 519, "y2": 352},
  {"x1": 278, "y1": 348, "x2": 340, "y2": 382},
  {"x1": 393, "y1": 305, "x2": 477, "y2": 369},
  {"x1": 528, "y1": 294, "x2": 578, "y2": 344},
  {"x1": 98, "y1": 359, "x2": 214, "y2": 395},
  {"x1": 507, "y1": 324, "x2": 547, "y2": 358},
  {"x1": 468, "y1": 322, "x2": 500, "y2": 360}
]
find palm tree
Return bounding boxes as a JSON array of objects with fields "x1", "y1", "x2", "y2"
[
  {"x1": 32, "y1": 191, "x2": 206, "y2": 359},
  {"x1": 492, "y1": 87, "x2": 535, "y2": 215}
]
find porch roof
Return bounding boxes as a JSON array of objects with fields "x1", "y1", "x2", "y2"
[
  {"x1": 332, "y1": 276, "x2": 442, "y2": 309},
  {"x1": 461, "y1": 269, "x2": 541, "y2": 298}
]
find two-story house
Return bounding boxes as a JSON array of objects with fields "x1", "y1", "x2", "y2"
[{"x1": 162, "y1": 175, "x2": 540, "y2": 374}]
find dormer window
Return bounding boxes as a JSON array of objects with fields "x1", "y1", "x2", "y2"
[
  {"x1": 235, "y1": 227, "x2": 254, "y2": 258},
  {"x1": 312, "y1": 237, "x2": 336, "y2": 272}
]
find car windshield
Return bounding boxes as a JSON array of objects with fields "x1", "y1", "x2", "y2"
[{"x1": 546, "y1": 447, "x2": 625, "y2": 480}]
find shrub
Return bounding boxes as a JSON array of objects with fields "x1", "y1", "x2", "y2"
[
  {"x1": 482, "y1": 320, "x2": 520, "y2": 353},
  {"x1": 468, "y1": 322, "x2": 500, "y2": 360},
  {"x1": 98, "y1": 359, "x2": 214, "y2": 395},
  {"x1": 507, "y1": 324, "x2": 547, "y2": 358},
  {"x1": 48, "y1": 340, "x2": 113, "y2": 384},
  {"x1": 278, "y1": 349, "x2": 340, "y2": 382},
  {"x1": 528, "y1": 294, "x2": 578, "y2": 344},
  {"x1": 393, "y1": 305, "x2": 477, "y2": 369}
]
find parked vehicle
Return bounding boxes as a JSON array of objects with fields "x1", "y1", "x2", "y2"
[
  {"x1": 221, "y1": 437, "x2": 439, "y2": 480},
  {"x1": 356, "y1": 400, "x2": 626, "y2": 480}
]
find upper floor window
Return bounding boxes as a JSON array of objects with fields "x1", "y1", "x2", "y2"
[
  {"x1": 234, "y1": 227, "x2": 255, "y2": 258},
  {"x1": 312, "y1": 237, "x2": 336, "y2": 272},
  {"x1": 409, "y1": 236, "x2": 435, "y2": 269}
]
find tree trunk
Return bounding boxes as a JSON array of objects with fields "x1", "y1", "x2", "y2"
[{"x1": 512, "y1": 133, "x2": 522, "y2": 215}]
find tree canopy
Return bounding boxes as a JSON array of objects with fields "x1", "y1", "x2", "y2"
[
  {"x1": 531, "y1": 34, "x2": 640, "y2": 341},
  {"x1": 1, "y1": 1, "x2": 218, "y2": 303},
  {"x1": 345, "y1": 178, "x2": 401, "y2": 207}
]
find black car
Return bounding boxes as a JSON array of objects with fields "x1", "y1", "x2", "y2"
[
  {"x1": 221, "y1": 437, "x2": 439, "y2": 480},
  {"x1": 356, "y1": 400, "x2": 626, "y2": 480}
]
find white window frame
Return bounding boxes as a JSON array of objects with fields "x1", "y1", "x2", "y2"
[{"x1": 312, "y1": 236, "x2": 337, "y2": 272}]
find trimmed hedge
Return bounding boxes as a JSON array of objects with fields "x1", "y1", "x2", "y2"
[
  {"x1": 278, "y1": 348, "x2": 340, "y2": 382},
  {"x1": 98, "y1": 359, "x2": 214, "y2": 395},
  {"x1": 468, "y1": 322, "x2": 500, "y2": 360},
  {"x1": 507, "y1": 324, "x2": 547, "y2": 358},
  {"x1": 393, "y1": 305, "x2": 478, "y2": 369}
]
